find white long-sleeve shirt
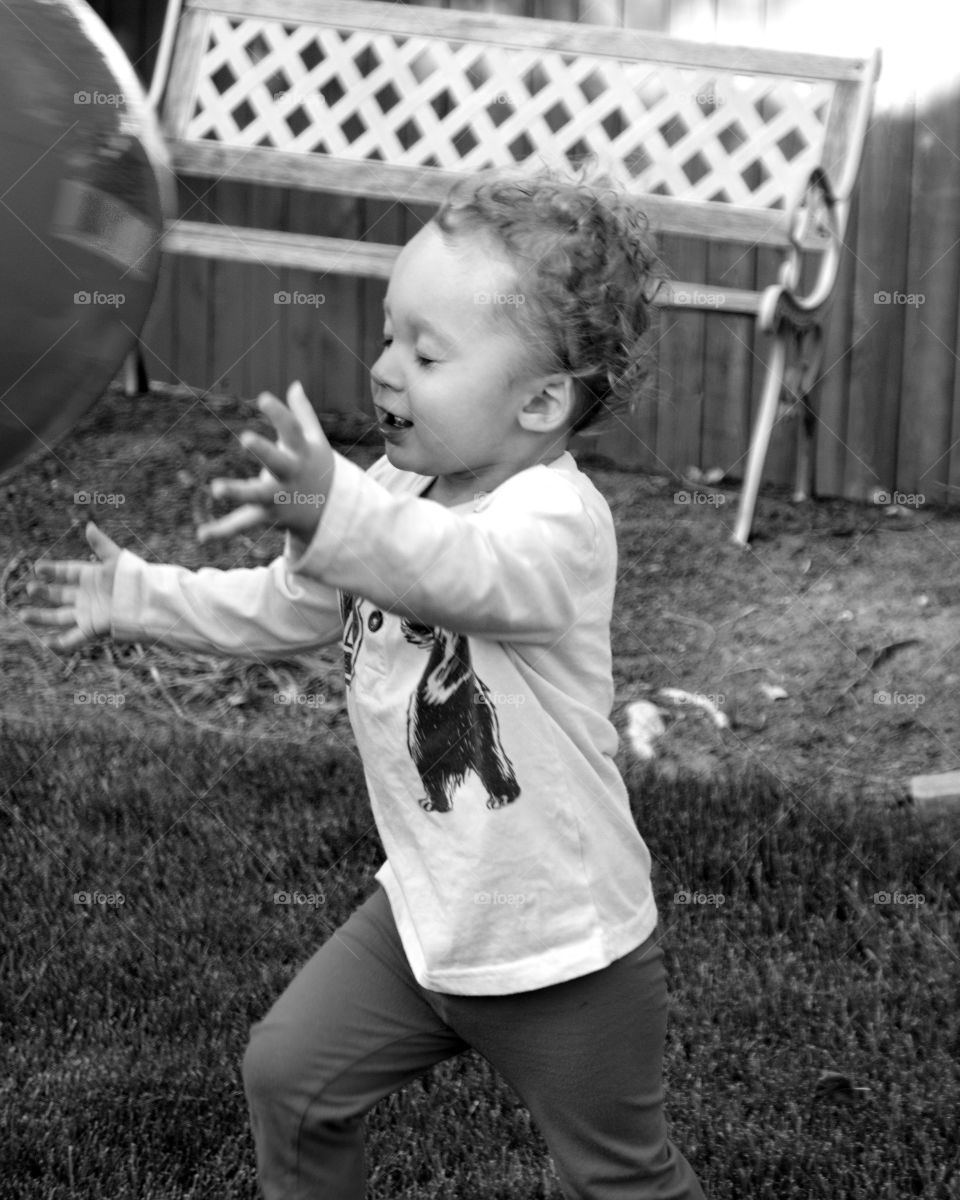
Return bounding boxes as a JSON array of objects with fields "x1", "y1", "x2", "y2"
[{"x1": 112, "y1": 450, "x2": 657, "y2": 994}]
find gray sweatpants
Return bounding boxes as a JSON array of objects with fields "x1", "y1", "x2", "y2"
[{"x1": 242, "y1": 884, "x2": 706, "y2": 1199}]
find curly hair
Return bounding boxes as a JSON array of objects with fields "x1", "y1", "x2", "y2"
[{"x1": 433, "y1": 167, "x2": 662, "y2": 433}]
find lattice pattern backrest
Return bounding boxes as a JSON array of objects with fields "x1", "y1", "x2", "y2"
[{"x1": 179, "y1": 14, "x2": 836, "y2": 212}]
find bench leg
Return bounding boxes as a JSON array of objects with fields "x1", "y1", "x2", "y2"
[
  {"x1": 793, "y1": 394, "x2": 816, "y2": 503},
  {"x1": 791, "y1": 326, "x2": 823, "y2": 503},
  {"x1": 732, "y1": 333, "x2": 787, "y2": 547},
  {"x1": 122, "y1": 345, "x2": 149, "y2": 397}
]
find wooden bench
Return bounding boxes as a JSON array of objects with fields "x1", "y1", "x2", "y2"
[{"x1": 146, "y1": 0, "x2": 880, "y2": 544}]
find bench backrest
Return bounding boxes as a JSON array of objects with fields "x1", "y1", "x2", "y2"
[{"x1": 157, "y1": 0, "x2": 879, "y2": 251}]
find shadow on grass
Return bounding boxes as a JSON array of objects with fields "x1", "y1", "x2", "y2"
[{"x1": 1, "y1": 717, "x2": 958, "y2": 1199}]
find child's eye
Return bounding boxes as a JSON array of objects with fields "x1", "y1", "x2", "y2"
[
  {"x1": 381, "y1": 336, "x2": 393, "y2": 348},
  {"x1": 416, "y1": 353, "x2": 436, "y2": 367}
]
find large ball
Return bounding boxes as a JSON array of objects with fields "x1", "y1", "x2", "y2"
[{"x1": 0, "y1": 0, "x2": 173, "y2": 480}]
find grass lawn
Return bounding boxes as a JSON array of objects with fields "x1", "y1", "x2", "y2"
[
  {"x1": 2, "y1": 388, "x2": 960, "y2": 1197},
  {"x1": 2, "y1": 720, "x2": 958, "y2": 1198}
]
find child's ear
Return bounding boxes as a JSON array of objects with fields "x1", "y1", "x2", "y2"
[{"x1": 518, "y1": 375, "x2": 576, "y2": 434}]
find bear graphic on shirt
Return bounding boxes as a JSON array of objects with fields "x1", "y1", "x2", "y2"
[
  {"x1": 339, "y1": 590, "x2": 363, "y2": 685},
  {"x1": 339, "y1": 594, "x2": 520, "y2": 813},
  {"x1": 401, "y1": 619, "x2": 521, "y2": 813}
]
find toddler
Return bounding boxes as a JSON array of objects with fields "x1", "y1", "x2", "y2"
[{"x1": 25, "y1": 169, "x2": 707, "y2": 1199}]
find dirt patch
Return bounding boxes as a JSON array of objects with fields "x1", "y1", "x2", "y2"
[
  {"x1": 3, "y1": 387, "x2": 959, "y2": 804},
  {"x1": 602, "y1": 470, "x2": 960, "y2": 800}
]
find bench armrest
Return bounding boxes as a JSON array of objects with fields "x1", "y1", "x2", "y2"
[{"x1": 758, "y1": 166, "x2": 841, "y2": 335}]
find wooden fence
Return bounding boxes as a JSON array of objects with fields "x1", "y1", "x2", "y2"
[{"x1": 91, "y1": 0, "x2": 960, "y2": 505}]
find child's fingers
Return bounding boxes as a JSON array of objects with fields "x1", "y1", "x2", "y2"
[
  {"x1": 85, "y1": 520, "x2": 121, "y2": 561},
  {"x1": 18, "y1": 605, "x2": 77, "y2": 628},
  {"x1": 33, "y1": 558, "x2": 85, "y2": 584},
  {"x1": 210, "y1": 475, "x2": 278, "y2": 506},
  {"x1": 286, "y1": 381, "x2": 324, "y2": 443},
  {"x1": 49, "y1": 626, "x2": 92, "y2": 654},
  {"x1": 196, "y1": 503, "x2": 268, "y2": 543},
  {"x1": 31, "y1": 526, "x2": 119, "y2": 584},
  {"x1": 238, "y1": 430, "x2": 294, "y2": 477},
  {"x1": 257, "y1": 392, "x2": 304, "y2": 451},
  {"x1": 24, "y1": 581, "x2": 78, "y2": 606}
]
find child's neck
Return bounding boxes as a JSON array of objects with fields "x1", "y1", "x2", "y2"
[{"x1": 424, "y1": 447, "x2": 569, "y2": 508}]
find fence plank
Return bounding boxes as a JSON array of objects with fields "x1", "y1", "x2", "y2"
[
  {"x1": 624, "y1": 0, "x2": 669, "y2": 26},
  {"x1": 950, "y1": 300, "x2": 960, "y2": 504},
  {"x1": 534, "y1": 0, "x2": 578, "y2": 16},
  {"x1": 897, "y1": 90, "x2": 960, "y2": 503},
  {"x1": 841, "y1": 107, "x2": 913, "y2": 501},
  {"x1": 208, "y1": 181, "x2": 257, "y2": 397},
  {"x1": 658, "y1": 253, "x2": 709, "y2": 475},
  {"x1": 241, "y1": 185, "x2": 289, "y2": 397},
  {"x1": 807, "y1": 200, "x2": 856, "y2": 498},
  {"x1": 285, "y1": 191, "x2": 366, "y2": 422},
  {"x1": 702, "y1": 242, "x2": 758, "y2": 478},
  {"x1": 87, "y1": 0, "x2": 163, "y2": 86},
  {"x1": 138, "y1": 255, "x2": 177, "y2": 387},
  {"x1": 576, "y1": 0, "x2": 621, "y2": 26},
  {"x1": 171, "y1": 177, "x2": 213, "y2": 392}
]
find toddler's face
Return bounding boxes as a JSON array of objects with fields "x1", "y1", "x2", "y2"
[{"x1": 370, "y1": 223, "x2": 552, "y2": 502}]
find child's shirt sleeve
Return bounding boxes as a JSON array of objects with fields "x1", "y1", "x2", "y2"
[
  {"x1": 287, "y1": 451, "x2": 600, "y2": 642},
  {"x1": 110, "y1": 536, "x2": 342, "y2": 656}
]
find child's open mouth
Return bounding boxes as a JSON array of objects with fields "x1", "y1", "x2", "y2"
[{"x1": 376, "y1": 407, "x2": 414, "y2": 430}]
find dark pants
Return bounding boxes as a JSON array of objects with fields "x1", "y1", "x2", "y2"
[{"x1": 243, "y1": 884, "x2": 706, "y2": 1199}]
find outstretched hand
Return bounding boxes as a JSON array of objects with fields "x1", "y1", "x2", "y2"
[
  {"x1": 20, "y1": 521, "x2": 121, "y2": 652},
  {"x1": 197, "y1": 381, "x2": 334, "y2": 544}
]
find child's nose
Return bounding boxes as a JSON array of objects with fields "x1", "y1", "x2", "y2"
[{"x1": 370, "y1": 347, "x2": 402, "y2": 393}]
